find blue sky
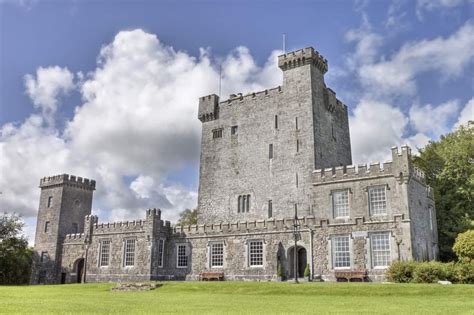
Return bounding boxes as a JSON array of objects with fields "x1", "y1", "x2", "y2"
[{"x1": 0, "y1": 0, "x2": 473, "y2": 242}]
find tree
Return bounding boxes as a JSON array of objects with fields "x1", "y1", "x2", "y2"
[
  {"x1": 413, "y1": 125, "x2": 474, "y2": 261},
  {"x1": 453, "y1": 230, "x2": 474, "y2": 263},
  {"x1": 177, "y1": 208, "x2": 198, "y2": 226},
  {"x1": 0, "y1": 213, "x2": 33, "y2": 284}
]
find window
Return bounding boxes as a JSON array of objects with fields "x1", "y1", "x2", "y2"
[
  {"x1": 333, "y1": 190, "x2": 349, "y2": 218},
  {"x1": 238, "y1": 194, "x2": 250, "y2": 213},
  {"x1": 177, "y1": 244, "x2": 188, "y2": 268},
  {"x1": 429, "y1": 207, "x2": 434, "y2": 232},
  {"x1": 123, "y1": 239, "x2": 136, "y2": 267},
  {"x1": 369, "y1": 186, "x2": 387, "y2": 215},
  {"x1": 249, "y1": 241, "x2": 263, "y2": 267},
  {"x1": 210, "y1": 242, "x2": 224, "y2": 267},
  {"x1": 332, "y1": 235, "x2": 350, "y2": 268},
  {"x1": 331, "y1": 123, "x2": 336, "y2": 141},
  {"x1": 44, "y1": 221, "x2": 50, "y2": 233},
  {"x1": 47, "y1": 196, "x2": 53, "y2": 208},
  {"x1": 212, "y1": 128, "x2": 223, "y2": 139},
  {"x1": 295, "y1": 117, "x2": 298, "y2": 130},
  {"x1": 40, "y1": 251, "x2": 48, "y2": 263},
  {"x1": 99, "y1": 240, "x2": 111, "y2": 267},
  {"x1": 274, "y1": 115, "x2": 278, "y2": 129},
  {"x1": 158, "y1": 239, "x2": 165, "y2": 268},
  {"x1": 268, "y1": 200, "x2": 273, "y2": 218},
  {"x1": 269, "y1": 144, "x2": 273, "y2": 159},
  {"x1": 296, "y1": 139, "x2": 300, "y2": 152},
  {"x1": 231, "y1": 125, "x2": 238, "y2": 135},
  {"x1": 72, "y1": 223, "x2": 78, "y2": 234},
  {"x1": 371, "y1": 233, "x2": 391, "y2": 267},
  {"x1": 296, "y1": 173, "x2": 298, "y2": 188}
]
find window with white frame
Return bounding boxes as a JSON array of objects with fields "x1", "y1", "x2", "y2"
[
  {"x1": 369, "y1": 186, "x2": 387, "y2": 215},
  {"x1": 370, "y1": 232, "x2": 391, "y2": 267},
  {"x1": 332, "y1": 235, "x2": 350, "y2": 268},
  {"x1": 158, "y1": 239, "x2": 165, "y2": 268},
  {"x1": 210, "y1": 242, "x2": 224, "y2": 267},
  {"x1": 248, "y1": 240, "x2": 263, "y2": 267},
  {"x1": 123, "y1": 239, "x2": 136, "y2": 267},
  {"x1": 177, "y1": 244, "x2": 188, "y2": 268},
  {"x1": 99, "y1": 239, "x2": 111, "y2": 267},
  {"x1": 333, "y1": 190, "x2": 349, "y2": 218}
]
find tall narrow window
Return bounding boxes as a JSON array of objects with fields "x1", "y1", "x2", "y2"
[
  {"x1": 295, "y1": 117, "x2": 298, "y2": 130},
  {"x1": 177, "y1": 244, "x2": 188, "y2": 268},
  {"x1": 231, "y1": 125, "x2": 238, "y2": 135},
  {"x1": 370, "y1": 233, "x2": 391, "y2": 267},
  {"x1": 296, "y1": 139, "x2": 300, "y2": 153},
  {"x1": 274, "y1": 115, "x2": 278, "y2": 129},
  {"x1": 44, "y1": 221, "x2": 50, "y2": 233},
  {"x1": 210, "y1": 242, "x2": 224, "y2": 267},
  {"x1": 40, "y1": 251, "x2": 48, "y2": 263},
  {"x1": 242, "y1": 195, "x2": 247, "y2": 212},
  {"x1": 123, "y1": 239, "x2": 136, "y2": 266},
  {"x1": 158, "y1": 239, "x2": 165, "y2": 268},
  {"x1": 429, "y1": 207, "x2": 434, "y2": 232},
  {"x1": 332, "y1": 235, "x2": 350, "y2": 268},
  {"x1": 249, "y1": 241, "x2": 263, "y2": 267},
  {"x1": 369, "y1": 186, "x2": 387, "y2": 215},
  {"x1": 47, "y1": 196, "x2": 53, "y2": 208},
  {"x1": 268, "y1": 200, "x2": 273, "y2": 218},
  {"x1": 269, "y1": 144, "x2": 273, "y2": 159},
  {"x1": 99, "y1": 239, "x2": 111, "y2": 267},
  {"x1": 333, "y1": 190, "x2": 349, "y2": 218},
  {"x1": 246, "y1": 194, "x2": 250, "y2": 212},
  {"x1": 296, "y1": 173, "x2": 298, "y2": 188}
]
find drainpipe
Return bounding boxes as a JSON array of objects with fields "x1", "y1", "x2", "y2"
[{"x1": 309, "y1": 229, "x2": 314, "y2": 280}]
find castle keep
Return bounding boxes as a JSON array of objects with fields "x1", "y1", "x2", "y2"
[{"x1": 31, "y1": 47, "x2": 438, "y2": 284}]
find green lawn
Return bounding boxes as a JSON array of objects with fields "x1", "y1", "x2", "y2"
[{"x1": 1, "y1": 282, "x2": 473, "y2": 314}]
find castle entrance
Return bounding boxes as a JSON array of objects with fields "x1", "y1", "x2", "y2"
[
  {"x1": 288, "y1": 246, "x2": 307, "y2": 279},
  {"x1": 74, "y1": 258, "x2": 85, "y2": 283}
]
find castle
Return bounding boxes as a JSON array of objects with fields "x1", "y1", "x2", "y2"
[{"x1": 31, "y1": 47, "x2": 438, "y2": 284}]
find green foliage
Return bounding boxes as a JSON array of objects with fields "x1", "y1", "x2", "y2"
[
  {"x1": 386, "y1": 260, "x2": 474, "y2": 284},
  {"x1": 413, "y1": 125, "x2": 474, "y2": 261},
  {"x1": 177, "y1": 208, "x2": 198, "y2": 226},
  {"x1": 452, "y1": 229, "x2": 474, "y2": 262},
  {"x1": 0, "y1": 213, "x2": 33, "y2": 285},
  {"x1": 277, "y1": 263, "x2": 284, "y2": 277},
  {"x1": 386, "y1": 260, "x2": 417, "y2": 283},
  {"x1": 304, "y1": 264, "x2": 311, "y2": 278}
]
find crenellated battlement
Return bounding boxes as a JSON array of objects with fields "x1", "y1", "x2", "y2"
[
  {"x1": 278, "y1": 47, "x2": 328, "y2": 74},
  {"x1": 63, "y1": 233, "x2": 85, "y2": 243},
  {"x1": 39, "y1": 174, "x2": 96, "y2": 190}
]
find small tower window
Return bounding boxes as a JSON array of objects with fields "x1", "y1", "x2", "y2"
[
  {"x1": 237, "y1": 194, "x2": 251, "y2": 213},
  {"x1": 40, "y1": 251, "x2": 48, "y2": 263},
  {"x1": 269, "y1": 144, "x2": 273, "y2": 159},
  {"x1": 268, "y1": 200, "x2": 273, "y2": 218},
  {"x1": 295, "y1": 117, "x2": 298, "y2": 130},
  {"x1": 231, "y1": 125, "x2": 238, "y2": 135},
  {"x1": 44, "y1": 221, "x2": 50, "y2": 233},
  {"x1": 296, "y1": 139, "x2": 300, "y2": 153},
  {"x1": 212, "y1": 128, "x2": 223, "y2": 139},
  {"x1": 275, "y1": 115, "x2": 278, "y2": 129},
  {"x1": 47, "y1": 196, "x2": 53, "y2": 208},
  {"x1": 296, "y1": 173, "x2": 298, "y2": 188}
]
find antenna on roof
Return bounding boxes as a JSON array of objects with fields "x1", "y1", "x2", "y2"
[{"x1": 283, "y1": 33, "x2": 286, "y2": 53}]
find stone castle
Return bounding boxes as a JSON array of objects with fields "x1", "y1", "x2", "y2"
[{"x1": 31, "y1": 47, "x2": 438, "y2": 284}]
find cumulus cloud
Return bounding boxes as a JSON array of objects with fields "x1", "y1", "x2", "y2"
[
  {"x1": 409, "y1": 99, "x2": 460, "y2": 137},
  {"x1": 0, "y1": 29, "x2": 282, "y2": 243},
  {"x1": 359, "y1": 20, "x2": 474, "y2": 98},
  {"x1": 24, "y1": 66, "x2": 75, "y2": 124},
  {"x1": 454, "y1": 97, "x2": 474, "y2": 128}
]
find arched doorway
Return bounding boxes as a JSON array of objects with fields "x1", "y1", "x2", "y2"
[
  {"x1": 74, "y1": 258, "x2": 85, "y2": 283},
  {"x1": 288, "y1": 246, "x2": 307, "y2": 279}
]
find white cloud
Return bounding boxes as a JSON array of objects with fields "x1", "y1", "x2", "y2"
[
  {"x1": 409, "y1": 99, "x2": 460, "y2": 137},
  {"x1": 0, "y1": 29, "x2": 282, "y2": 244},
  {"x1": 416, "y1": 0, "x2": 473, "y2": 19},
  {"x1": 359, "y1": 20, "x2": 474, "y2": 98},
  {"x1": 454, "y1": 97, "x2": 474, "y2": 128},
  {"x1": 24, "y1": 66, "x2": 75, "y2": 124}
]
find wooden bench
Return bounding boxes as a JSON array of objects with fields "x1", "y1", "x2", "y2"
[
  {"x1": 199, "y1": 272, "x2": 225, "y2": 281},
  {"x1": 335, "y1": 270, "x2": 367, "y2": 282}
]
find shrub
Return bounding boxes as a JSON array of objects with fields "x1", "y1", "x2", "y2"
[
  {"x1": 304, "y1": 264, "x2": 311, "y2": 278},
  {"x1": 453, "y1": 262, "x2": 474, "y2": 284},
  {"x1": 453, "y1": 230, "x2": 474, "y2": 263},
  {"x1": 386, "y1": 260, "x2": 417, "y2": 283},
  {"x1": 412, "y1": 261, "x2": 449, "y2": 283}
]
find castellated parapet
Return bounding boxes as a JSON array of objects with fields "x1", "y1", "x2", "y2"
[
  {"x1": 39, "y1": 174, "x2": 96, "y2": 190},
  {"x1": 198, "y1": 94, "x2": 219, "y2": 122},
  {"x1": 278, "y1": 47, "x2": 328, "y2": 73}
]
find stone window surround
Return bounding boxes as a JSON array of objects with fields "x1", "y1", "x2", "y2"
[
  {"x1": 330, "y1": 189, "x2": 351, "y2": 219},
  {"x1": 366, "y1": 184, "x2": 390, "y2": 217},
  {"x1": 245, "y1": 239, "x2": 265, "y2": 268},
  {"x1": 207, "y1": 241, "x2": 226, "y2": 269},
  {"x1": 327, "y1": 234, "x2": 353, "y2": 270},
  {"x1": 176, "y1": 243, "x2": 189, "y2": 268},
  {"x1": 98, "y1": 239, "x2": 111, "y2": 267},
  {"x1": 44, "y1": 221, "x2": 50, "y2": 233},
  {"x1": 237, "y1": 194, "x2": 251, "y2": 213},
  {"x1": 47, "y1": 196, "x2": 53, "y2": 208},
  {"x1": 369, "y1": 232, "x2": 392, "y2": 269},
  {"x1": 122, "y1": 238, "x2": 137, "y2": 268},
  {"x1": 158, "y1": 239, "x2": 165, "y2": 268},
  {"x1": 40, "y1": 251, "x2": 49, "y2": 263}
]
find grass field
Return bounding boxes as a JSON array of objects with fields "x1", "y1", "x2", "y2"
[{"x1": 1, "y1": 281, "x2": 473, "y2": 314}]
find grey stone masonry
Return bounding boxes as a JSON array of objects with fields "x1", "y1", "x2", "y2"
[{"x1": 197, "y1": 47, "x2": 352, "y2": 225}]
